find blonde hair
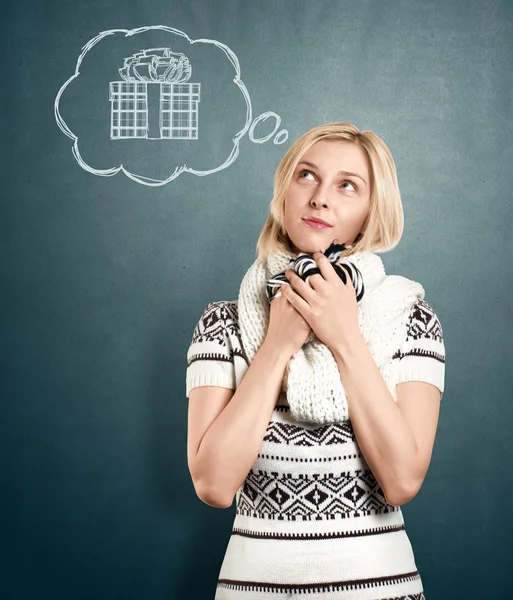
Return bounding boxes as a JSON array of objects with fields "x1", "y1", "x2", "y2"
[{"x1": 255, "y1": 122, "x2": 404, "y2": 262}]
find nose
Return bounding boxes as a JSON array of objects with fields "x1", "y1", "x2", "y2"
[{"x1": 310, "y1": 197, "x2": 328, "y2": 208}]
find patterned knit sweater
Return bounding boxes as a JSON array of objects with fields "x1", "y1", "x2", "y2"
[{"x1": 186, "y1": 299, "x2": 445, "y2": 599}]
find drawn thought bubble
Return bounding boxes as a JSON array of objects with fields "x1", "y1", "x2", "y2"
[{"x1": 55, "y1": 26, "x2": 289, "y2": 186}]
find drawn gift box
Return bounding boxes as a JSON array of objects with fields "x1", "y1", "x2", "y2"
[{"x1": 109, "y1": 48, "x2": 201, "y2": 140}]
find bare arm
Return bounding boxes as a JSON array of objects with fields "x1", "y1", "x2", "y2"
[
  {"x1": 332, "y1": 333, "x2": 440, "y2": 506},
  {"x1": 191, "y1": 339, "x2": 292, "y2": 508}
]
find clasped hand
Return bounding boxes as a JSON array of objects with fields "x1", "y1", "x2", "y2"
[{"x1": 280, "y1": 251, "x2": 361, "y2": 352}]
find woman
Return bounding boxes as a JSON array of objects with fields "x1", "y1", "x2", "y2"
[{"x1": 186, "y1": 122, "x2": 445, "y2": 599}]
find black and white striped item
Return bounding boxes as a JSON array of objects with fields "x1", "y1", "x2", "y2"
[{"x1": 266, "y1": 241, "x2": 365, "y2": 303}]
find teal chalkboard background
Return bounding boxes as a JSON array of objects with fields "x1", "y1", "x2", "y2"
[{"x1": 2, "y1": 0, "x2": 512, "y2": 598}]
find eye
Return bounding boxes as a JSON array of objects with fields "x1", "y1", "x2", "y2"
[
  {"x1": 341, "y1": 180, "x2": 357, "y2": 192},
  {"x1": 299, "y1": 169, "x2": 357, "y2": 192},
  {"x1": 298, "y1": 169, "x2": 315, "y2": 180}
]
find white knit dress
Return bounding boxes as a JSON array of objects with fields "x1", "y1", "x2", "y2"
[{"x1": 186, "y1": 299, "x2": 445, "y2": 599}]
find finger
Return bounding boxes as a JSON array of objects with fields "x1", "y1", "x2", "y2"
[
  {"x1": 282, "y1": 280, "x2": 311, "y2": 316},
  {"x1": 312, "y1": 252, "x2": 339, "y2": 283},
  {"x1": 335, "y1": 265, "x2": 358, "y2": 298},
  {"x1": 285, "y1": 269, "x2": 316, "y2": 304}
]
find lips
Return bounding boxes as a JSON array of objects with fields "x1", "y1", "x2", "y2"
[{"x1": 302, "y1": 216, "x2": 332, "y2": 228}]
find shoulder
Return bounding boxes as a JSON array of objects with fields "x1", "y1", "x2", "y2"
[
  {"x1": 394, "y1": 298, "x2": 445, "y2": 369},
  {"x1": 393, "y1": 298, "x2": 446, "y2": 396},
  {"x1": 404, "y1": 298, "x2": 444, "y2": 343},
  {"x1": 203, "y1": 299, "x2": 238, "y2": 317},
  {"x1": 204, "y1": 300, "x2": 239, "y2": 326},
  {"x1": 192, "y1": 300, "x2": 240, "y2": 345},
  {"x1": 186, "y1": 301, "x2": 240, "y2": 396}
]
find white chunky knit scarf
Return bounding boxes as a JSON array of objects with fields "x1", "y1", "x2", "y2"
[{"x1": 237, "y1": 244, "x2": 425, "y2": 425}]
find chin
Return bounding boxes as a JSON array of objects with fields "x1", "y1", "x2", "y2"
[
  {"x1": 290, "y1": 237, "x2": 330, "y2": 255},
  {"x1": 292, "y1": 243, "x2": 319, "y2": 255}
]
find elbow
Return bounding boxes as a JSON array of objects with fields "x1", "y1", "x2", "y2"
[
  {"x1": 195, "y1": 481, "x2": 233, "y2": 509},
  {"x1": 384, "y1": 479, "x2": 421, "y2": 507}
]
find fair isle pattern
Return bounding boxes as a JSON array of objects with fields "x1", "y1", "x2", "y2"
[
  {"x1": 263, "y1": 409, "x2": 357, "y2": 446},
  {"x1": 405, "y1": 299, "x2": 443, "y2": 342},
  {"x1": 231, "y1": 522, "x2": 406, "y2": 540},
  {"x1": 188, "y1": 299, "x2": 442, "y2": 354},
  {"x1": 217, "y1": 573, "x2": 425, "y2": 595},
  {"x1": 396, "y1": 299, "x2": 445, "y2": 367},
  {"x1": 190, "y1": 301, "x2": 228, "y2": 346},
  {"x1": 237, "y1": 410, "x2": 399, "y2": 521},
  {"x1": 214, "y1": 393, "x2": 427, "y2": 598},
  {"x1": 392, "y1": 301, "x2": 444, "y2": 360},
  {"x1": 391, "y1": 299, "x2": 445, "y2": 399},
  {"x1": 187, "y1": 301, "x2": 247, "y2": 369},
  {"x1": 238, "y1": 467, "x2": 394, "y2": 520},
  {"x1": 186, "y1": 299, "x2": 445, "y2": 597},
  {"x1": 186, "y1": 298, "x2": 445, "y2": 399},
  {"x1": 221, "y1": 301, "x2": 244, "y2": 350}
]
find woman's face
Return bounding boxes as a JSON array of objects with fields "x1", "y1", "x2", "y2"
[{"x1": 283, "y1": 139, "x2": 371, "y2": 254}]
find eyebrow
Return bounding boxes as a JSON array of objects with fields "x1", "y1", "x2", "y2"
[{"x1": 297, "y1": 161, "x2": 367, "y2": 185}]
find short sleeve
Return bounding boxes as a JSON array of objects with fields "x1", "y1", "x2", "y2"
[
  {"x1": 394, "y1": 299, "x2": 446, "y2": 399},
  {"x1": 186, "y1": 301, "x2": 236, "y2": 398}
]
